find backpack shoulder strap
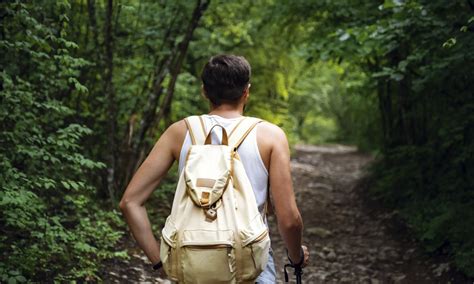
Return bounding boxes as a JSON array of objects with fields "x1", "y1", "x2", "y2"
[
  {"x1": 228, "y1": 116, "x2": 263, "y2": 150},
  {"x1": 184, "y1": 115, "x2": 207, "y2": 145}
]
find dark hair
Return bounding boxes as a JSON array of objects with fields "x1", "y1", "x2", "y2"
[{"x1": 201, "y1": 54, "x2": 251, "y2": 106}]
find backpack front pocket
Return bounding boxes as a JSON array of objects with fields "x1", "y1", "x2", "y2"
[
  {"x1": 181, "y1": 245, "x2": 236, "y2": 283},
  {"x1": 181, "y1": 229, "x2": 236, "y2": 283}
]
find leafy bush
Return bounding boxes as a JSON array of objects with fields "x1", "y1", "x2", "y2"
[
  {"x1": 0, "y1": 2, "x2": 126, "y2": 281},
  {"x1": 369, "y1": 139, "x2": 474, "y2": 276}
]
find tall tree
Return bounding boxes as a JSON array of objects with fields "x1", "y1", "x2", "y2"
[
  {"x1": 104, "y1": 0, "x2": 117, "y2": 203},
  {"x1": 120, "y1": 0, "x2": 210, "y2": 189}
]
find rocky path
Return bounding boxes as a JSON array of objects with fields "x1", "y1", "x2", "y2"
[
  {"x1": 101, "y1": 144, "x2": 472, "y2": 283},
  {"x1": 268, "y1": 144, "x2": 470, "y2": 284}
]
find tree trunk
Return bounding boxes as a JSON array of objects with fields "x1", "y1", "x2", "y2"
[
  {"x1": 153, "y1": 0, "x2": 210, "y2": 138},
  {"x1": 87, "y1": 0, "x2": 100, "y2": 60},
  {"x1": 104, "y1": 0, "x2": 117, "y2": 204},
  {"x1": 119, "y1": 0, "x2": 210, "y2": 191}
]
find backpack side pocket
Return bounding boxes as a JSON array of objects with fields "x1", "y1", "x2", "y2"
[
  {"x1": 160, "y1": 218, "x2": 178, "y2": 280},
  {"x1": 240, "y1": 230, "x2": 271, "y2": 280}
]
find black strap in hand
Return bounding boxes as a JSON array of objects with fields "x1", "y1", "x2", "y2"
[{"x1": 284, "y1": 247, "x2": 304, "y2": 283}]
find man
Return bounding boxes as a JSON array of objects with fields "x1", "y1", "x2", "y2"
[{"x1": 119, "y1": 54, "x2": 309, "y2": 282}]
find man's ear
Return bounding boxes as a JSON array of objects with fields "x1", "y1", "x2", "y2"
[
  {"x1": 201, "y1": 85, "x2": 208, "y2": 100},
  {"x1": 243, "y1": 91, "x2": 249, "y2": 102},
  {"x1": 243, "y1": 85, "x2": 250, "y2": 101}
]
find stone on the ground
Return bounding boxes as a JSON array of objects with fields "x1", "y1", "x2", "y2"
[
  {"x1": 391, "y1": 274, "x2": 407, "y2": 283},
  {"x1": 326, "y1": 250, "x2": 337, "y2": 262},
  {"x1": 370, "y1": 278, "x2": 380, "y2": 284},
  {"x1": 433, "y1": 262, "x2": 450, "y2": 277},
  {"x1": 307, "y1": 226, "x2": 332, "y2": 238}
]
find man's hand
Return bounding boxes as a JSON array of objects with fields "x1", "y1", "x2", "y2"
[
  {"x1": 301, "y1": 245, "x2": 310, "y2": 267},
  {"x1": 288, "y1": 245, "x2": 310, "y2": 267}
]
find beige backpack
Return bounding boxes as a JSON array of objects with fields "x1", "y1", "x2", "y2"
[{"x1": 160, "y1": 115, "x2": 271, "y2": 283}]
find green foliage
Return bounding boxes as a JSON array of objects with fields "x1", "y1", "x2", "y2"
[
  {"x1": 369, "y1": 140, "x2": 474, "y2": 275},
  {"x1": 370, "y1": 1, "x2": 474, "y2": 274},
  {"x1": 277, "y1": 0, "x2": 474, "y2": 276},
  {"x1": 0, "y1": 2, "x2": 126, "y2": 281}
]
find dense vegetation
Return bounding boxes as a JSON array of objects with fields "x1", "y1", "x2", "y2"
[
  {"x1": 273, "y1": 0, "x2": 474, "y2": 276},
  {"x1": 1, "y1": 0, "x2": 473, "y2": 281}
]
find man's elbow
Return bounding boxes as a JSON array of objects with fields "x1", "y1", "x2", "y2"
[
  {"x1": 278, "y1": 213, "x2": 303, "y2": 233},
  {"x1": 119, "y1": 198, "x2": 131, "y2": 212}
]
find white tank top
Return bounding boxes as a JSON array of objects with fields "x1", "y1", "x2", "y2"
[{"x1": 178, "y1": 114, "x2": 269, "y2": 213}]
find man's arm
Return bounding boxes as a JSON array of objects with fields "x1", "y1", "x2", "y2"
[
  {"x1": 119, "y1": 120, "x2": 185, "y2": 266},
  {"x1": 260, "y1": 122, "x2": 308, "y2": 264}
]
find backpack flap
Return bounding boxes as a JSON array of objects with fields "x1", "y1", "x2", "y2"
[{"x1": 184, "y1": 123, "x2": 233, "y2": 209}]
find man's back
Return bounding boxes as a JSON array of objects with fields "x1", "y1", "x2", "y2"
[{"x1": 119, "y1": 55, "x2": 308, "y2": 282}]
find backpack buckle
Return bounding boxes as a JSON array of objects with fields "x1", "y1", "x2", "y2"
[{"x1": 204, "y1": 208, "x2": 217, "y2": 222}]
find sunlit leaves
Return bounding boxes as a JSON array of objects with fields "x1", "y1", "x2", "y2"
[{"x1": 442, "y1": 37, "x2": 457, "y2": 48}]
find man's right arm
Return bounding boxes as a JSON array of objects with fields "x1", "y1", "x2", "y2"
[{"x1": 263, "y1": 123, "x2": 305, "y2": 264}]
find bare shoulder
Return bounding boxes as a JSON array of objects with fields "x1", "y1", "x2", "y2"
[
  {"x1": 255, "y1": 120, "x2": 289, "y2": 170},
  {"x1": 165, "y1": 119, "x2": 187, "y2": 136},
  {"x1": 158, "y1": 119, "x2": 187, "y2": 161},
  {"x1": 258, "y1": 120, "x2": 286, "y2": 140},
  {"x1": 257, "y1": 120, "x2": 289, "y2": 148}
]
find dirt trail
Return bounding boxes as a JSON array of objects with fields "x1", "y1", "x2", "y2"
[
  {"x1": 268, "y1": 144, "x2": 470, "y2": 284},
  {"x1": 101, "y1": 144, "x2": 472, "y2": 283}
]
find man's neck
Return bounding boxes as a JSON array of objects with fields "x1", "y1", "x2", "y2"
[{"x1": 208, "y1": 103, "x2": 244, "y2": 118}]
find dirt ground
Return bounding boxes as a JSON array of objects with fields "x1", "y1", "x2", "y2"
[{"x1": 100, "y1": 144, "x2": 472, "y2": 283}]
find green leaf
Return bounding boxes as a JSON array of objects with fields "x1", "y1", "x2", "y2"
[
  {"x1": 61, "y1": 181, "x2": 71, "y2": 190},
  {"x1": 442, "y1": 38, "x2": 456, "y2": 48}
]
